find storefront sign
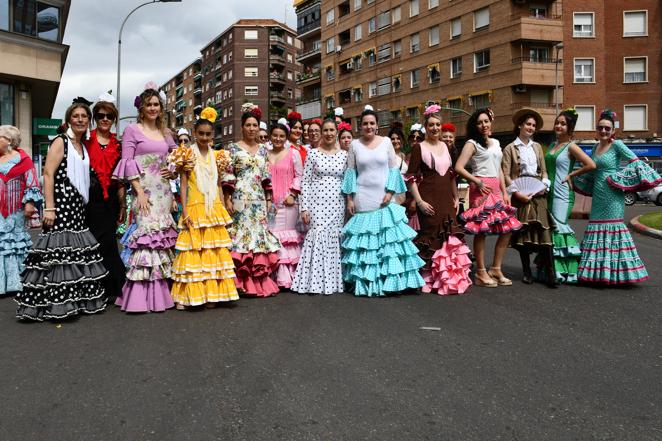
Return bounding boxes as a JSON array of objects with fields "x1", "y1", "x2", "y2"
[{"x1": 33, "y1": 118, "x2": 61, "y2": 136}]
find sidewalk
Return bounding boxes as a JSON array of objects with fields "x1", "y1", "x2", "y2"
[{"x1": 629, "y1": 215, "x2": 662, "y2": 240}]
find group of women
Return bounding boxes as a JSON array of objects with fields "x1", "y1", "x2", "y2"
[{"x1": 0, "y1": 81, "x2": 659, "y2": 321}]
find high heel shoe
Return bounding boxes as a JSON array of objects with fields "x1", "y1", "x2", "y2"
[
  {"x1": 475, "y1": 268, "x2": 497, "y2": 288},
  {"x1": 488, "y1": 267, "x2": 512, "y2": 286}
]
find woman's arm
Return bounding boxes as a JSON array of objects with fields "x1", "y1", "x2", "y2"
[
  {"x1": 180, "y1": 171, "x2": 191, "y2": 227},
  {"x1": 565, "y1": 144, "x2": 596, "y2": 189},
  {"x1": 501, "y1": 144, "x2": 514, "y2": 187},
  {"x1": 42, "y1": 137, "x2": 65, "y2": 227}
]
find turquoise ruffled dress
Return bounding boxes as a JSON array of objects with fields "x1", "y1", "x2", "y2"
[
  {"x1": 341, "y1": 138, "x2": 424, "y2": 296},
  {"x1": 573, "y1": 140, "x2": 661, "y2": 284}
]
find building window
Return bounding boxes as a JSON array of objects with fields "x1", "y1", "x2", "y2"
[
  {"x1": 326, "y1": 9, "x2": 334, "y2": 25},
  {"x1": 624, "y1": 57, "x2": 647, "y2": 83},
  {"x1": 245, "y1": 48, "x2": 258, "y2": 58},
  {"x1": 575, "y1": 106, "x2": 595, "y2": 131},
  {"x1": 287, "y1": 89, "x2": 293, "y2": 99},
  {"x1": 12, "y1": 0, "x2": 61, "y2": 41},
  {"x1": 287, "y1": 71, "x2": 293, "y2": 80},
  {"x1": 1, "y1": 0, "x2": 8, "y2": 30},
  {"x1": 451, "y1": 57, "x2": 462, "y2": 78},
  {"x1": 474, "y1": 50, "x2": 490, "y2": 72},
  {"x1": 326, "y1": 66, "x2": 335, "y2": 81},
  {"x1": 529, "y1": 6, "x2": 547, "y2": 18},
  {"x1": 377, "y1": 77, "x2": 391, "y2": 96},
  {"x1": 392, "y1": 6, "x2": 401, "y2": 23},
  {"x1": 447, "y1": 98, "x2": 462, "y2": 116},
  {"x1": 392, "y1": 76, "x2": 401, "y2": 92},
  {"x1": 428, "y1": 64, "x2": 440, "y2": 83},
  {"x1": 410, "y1": 33, "x2": 420, "y2": 53},
  {"x1": 471, "y1": 93, "x2": 490, "y2": 108},
  {"x1": 0, "y1": 83, "x2": 14, "y2": 125},
  {"x1": 474, "y1": 7, "x2": 490, "y2": 31},
  {"x1": 574, "y1": 58, "x2": 595, "y2": 83},
  {"x1": 623, "y1": 11, "x2": 647, "y2": 37},
  {"x1": 244, "y1": 29, "x2": 258, "y2": 40},
  {"x1": 244, "y1": 67, "x2": 258, "y2": 77},
  {"x1": 287, "y1": 35, "x2": 293, "y2": 45},
  {"x1": 393, "y1": 40, "x2": 402, "y2": 58},
  {"x1": 353, "y1": 87, "x2": 362, "y2": 102},
  {"x1": 377, "y1": 43, "x2": 391, "y2": 63},
  {"x1": 409, "y1": 0, "x2": 419, "y2": 17},
  {"x1": 228, "y1": 70, "x2": 232, "y2": 79},
  {"x1": 377, "y1": 11, "x2": 391, "y2": 29},
  {"x1": 245, "y1": 86, "x2": 258, "y2": 96},
  {"x1": 368, "y1": 50, "x2": 376, "y2": 66},
  {"x1": 229, "y1": 125, "x2": 233, "y2": 135},
  {"x1": 429, "y1": 0, "x2": 439, "y2": 9},
  {"x1": 287, "y1": 53, "x2": 293, "y2": 63},
  {"x1": 450, "y1": 17, "x2": 461, "y2": 39},
  {"x1": 223, "y1": 126, "x2": 228, "y2": 136},
  {"x1": 368, "y1": 82, "x2": 377, "y2": 98},
  {"x1": 326, "y1": 37, "x2": 335, "y2": 54},
  {"x1": 573, "y1": 13, "x2": 594, "y2": 37},
  {"x1": 429, "y1": 26, "x2": 439, "y2": 46},
  {"x1": 353, "y1": 55, "x2": 363, "y2": 71},
  {"x1": 368, "y1": 17, "x2": 376, "y2": 33},
  {"x1": 354, "y1": 24, "x2": 362, "y2": 41},
  {"x1": 623, "y1": 105, "x2": 647, "y2": 131},
  {"x1": 354, "y1": 0, "x2": 361, "y2": 11},
  {"x1": 410, "y1": 69, "x2": 420, "y2": 88},
  {"x1": 529, "y1": 47, "x2": 550, "y2": 63}
]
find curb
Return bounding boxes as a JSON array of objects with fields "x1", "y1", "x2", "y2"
[{"x1": 629, "y1": 215, "x2": 662, "y2": 240}]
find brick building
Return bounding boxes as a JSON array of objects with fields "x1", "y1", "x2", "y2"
[
  {"x1": 200, "y1": 19, "x2": 301, "y2": 147},
  {"x1": 563, "y1": 0, "x2": 660, "y2": 141},
  {"x1": 319, "y1": 0, "x2": 564, "y2": 139},
  {"x1": 294, "y1": 0, "x2": 323, "y2": 120},
  {"x1": 161, "y1": 58, "x2": 202, "y2": 135}
]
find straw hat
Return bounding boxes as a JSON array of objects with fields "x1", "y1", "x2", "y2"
[{"x1": 512, "y1": 108, "x2": 543, "y2": 130}]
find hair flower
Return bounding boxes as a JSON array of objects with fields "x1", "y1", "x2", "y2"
[
  {"x1": 423, "y1": 104, "x2": 441, "y2": 116},
  {"x1": 287, "y1": 111, "x2": 302, "y2": 120},
  {"x1": 338, "y1": 122, "x2": 352, "y2": 132},
  {"x1": 200, "y1": 107, "x2": 218, "y2": 123}
]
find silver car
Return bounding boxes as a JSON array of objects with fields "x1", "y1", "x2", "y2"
[{"x1": 625, "y1": 183, "x2": 662, "y2": 206}]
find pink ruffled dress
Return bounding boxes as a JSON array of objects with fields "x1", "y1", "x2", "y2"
[
  {"x1": 112, "y1": 124, "x2": 178, "y2": 312},
  {"x1": 267, "y1": 148, "x2": 303, "y2": 288}
]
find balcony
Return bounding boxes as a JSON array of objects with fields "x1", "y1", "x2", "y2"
[
  {"x1": 194, "y1": 87, "x2": 203, "y2": 96},
  {"x1": 297, "y1": 69, "x2": 321, "y2": 86},
  {"x1": 194, "y1": 71, "x2": 202, "y2": 81},
  {"x1": 514, "y1": 60, "x2": 561, "y2": 86},
  {"x1": 270, "y1": 54, "x2": 285, "y2": 66},
  {"x1": 270, "y1": 35, "x2": 286, "y2": 45},
  {"x1": 297, "y1": 19, "x2": 320, "y2": 37},
  {"x1": 297, "y1": 45, "x2": 321, "y2": 62},
  {"x1": 270, "y1": 91, "x2": 286, "y2": 103},
  {"x1": 511, "y1": 15, "x2": 562, "y2": 43},
  {"x1": 296, "y1": 99, "x2": 321, "y2": 120}
]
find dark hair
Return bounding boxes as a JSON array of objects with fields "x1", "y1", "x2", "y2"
[
  {"x1": 137, "y1": 89, "x2": 166, "y2": 132},
  {"x1": 338, "y1": 126, "x2": 352, "y2": 138},
  {"x1": 360, "y1": 108, "x2": 378, "y2": 125},
  {"x1": 556, "y1": 110, "x2": 578, "y2": 135},
  {"x1": 194, "y1": 118, "x2": 214, "y2": 131},
  {"x1": 288, "y1": 115, "x2": 303, "y2": 130},
  {"x1": 270, "y1": 123, "x2": 289, "y2": 136},
  {"x1": 241, "y1": 112, "x2": 259, "y2": 126},
  {"x1": 466, "y1": 108, "x2": 492, "y2": 147},
  {"x1": 388, "y1": 126, "x2": 405, "y2": 142},
  {"x1": 322, "y1": 118, "x2": 338, "y2": 130},
  {"x1": 513, "y1": 113, "x2": 538, "y2": 136},
  {"x1": 598, "y1": 110, "x2": 615, "y2": 125},
  {"x1": 92, "y1": 101, "x2": 118, "y2": 125}
]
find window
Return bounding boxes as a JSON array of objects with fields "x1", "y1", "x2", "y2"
[
  {"x1": 450, "y1": 17, "x2": 461, "y2": 39},
  {"x1": 529, "y1": 47, "x2": 550, "y2": 63},
  {"x1": 368, "y1": 17, "x2": 376, "y2": 33},
  {"x1": 354, "y1": 24, "x2": 362, "y2": 41},
  {"x1": 451, "y1": 57, "x2": 462, "y2": 78},
  {"x1": 1, "y1": 0, "x2": 7, "y2": 30},
  {"x1": 471, "y1": 93, "x2": 490, "y2": 108},
  {"x1": 474, "y1": 7, "x2": 490, "y2": 31},
  {"x1": 326, "y1": 66, "x2": 335, "y2": 81},
  {"x1": 378, "y1": 11, "x2": 391, "y2": 29},
  {"x1": 223, "y1": 126, "x2": 228, "y2": 136},
  {"x1": 228, "y1": 70, "x2": 232, "y2": 79},
  {"x1": 623, "y1": 105, "x2": 647, "y2": 131},
  {"x1": 287, "y1": 35, "x2": 293, "y2": 45},
  {"x1": 244, "y1": 67, "x2": 258, "y2": 77},
  {"x1": 410, "y1": 0, "x2": 419, "y2": 17},
  {"x1": 368, "y1": 82, "x2": 377, "y2": 98},
  {"x1": 623, "y1": 11, "x2": 647, "y2": 37},
  {"x1": 244, "y1": 30, "x2": 258, "y2": 39},
  {"x1": 287, "y1": 71, "x2": 293, "y2": 80},
  {"x1": 228, "y1": 51, "x2": 232, "y2": 61},
  {"x1": 222, "y1": 54, "x2": 227, "y2": 64},
  {"x1": 624, "y1": 57, "x2": 647, "y2": 83},
  {"x1": 326, "y1": 37, "x2": 335, "y2": 54},
  {"x1": 529, "y1": 6, "x2": 547, "y2": 18},
  {"x1": 393, "y1": 40, "x2": 402, "y2": 58},
  {"x1": 353, "y1": 55, "x2": 363, "y2": 71},
  {"x1": 474, "y1": 50, "x2": 490, "y2": 72},
  {"x1": 428, "y1": 64, "x2": 440, "y2": 83},
  {"x1": 245, "y1": 48, "x2": 258, "y2": 58},
  {"x1": 429, "y1": 0, "x2": 439, "y2": 9},
  {"x1": 326, "y1": 9, "x2": 334, "y2": 25},
  {"x1": 574, "y1": 58, "x2": 595, "y2": 83},
  {"x1": 573, "y1": 13, "x2": 594, "y2": 37},
  {"x1": 377, "y1": 77, "x2": 391, "y2": 96},
  {"x1": 353, "y1": 87, "x2": 362, "y2": 102},
  {"x1": 13, "y1": 1, "x2": 61, "y2": 41},
  {"x1": 392, "y1": 76, "x2": 401, "y2": 92},
  {"x1": 354, "y1": 0, "x2": 361, "y2": 11},
  {"x1": 392, "y1": 6, "x2": 401, "y2": 23},
  {"x1": 571, "y1": 106, "x2": 595, "y2": 131},
  {"x1": 0, "y1": 83, "x2": 14, "y2": 124},
  {"x1": 377, "y1": 43, "x2": 391, "y2": 63},
  {"x1": 229, "y1": 125, "x2": 233, "y2": 135},
  {"x1": 368, "y1": 50, "x2": 376, "y2": 66},
  {"x1": 410, "y1": 69, "x2": 420, "y2": 88},
  {"x1": 410, "y1": 33, "x2": 420, "y2": 53},
  {"x1": 448, "y1": 98, "x2": 462, "y2": 117},
  {"x1": 245, "y1": 86, "x2": 258, "y2": 96},
  {"x1": 287, "y1": 53, "x2": 293, "y2": 63},
  {"x1": 429, "y1": 26, "x2": 439, "y2": 46}
]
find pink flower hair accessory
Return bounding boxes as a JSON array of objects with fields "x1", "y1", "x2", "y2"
[{"x1": 424, "y1": 104, "x2": 442, "y2": 116}]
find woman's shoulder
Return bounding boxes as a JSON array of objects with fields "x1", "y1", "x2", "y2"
[{"x1": 489, "y1": 138, "x2": 501, "y2": 149}]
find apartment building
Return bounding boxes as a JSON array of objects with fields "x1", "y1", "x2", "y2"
[
  {"x1": 563, "y1": 1, "x2": 660, "y2": 141},
  {"x1": 161, "y1": 58, "x2": 203, "y2": 135},
  {"x1": 200, "y1": 19, "x2": 301, "y2": 146},
  {"x1": 1, "y1": 0, "x2": 71, "y2": 156},
  {"x1": 320, "y1": 0, "x2": 564, "y2": 139},
  {"x1": 294, "y1": 0, "x2": 323, "y2": 120}
]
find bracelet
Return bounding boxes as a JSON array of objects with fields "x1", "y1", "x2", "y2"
[
  {"x1": 475, "y1": 180, "x2": 484, "y2": 188},
  {"x1": 43, "y1": 208, "x2": 56, "y2": 212}
]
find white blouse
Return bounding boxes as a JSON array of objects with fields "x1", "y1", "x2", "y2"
[{"x1": 468, "y1": 138, "x2": 502, "y2": 177}]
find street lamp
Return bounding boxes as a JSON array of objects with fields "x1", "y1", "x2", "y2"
[
  {"x1": 116, "y1": 0, "x2": 182, "y2": 121},
  {"x1": 554, "y1": 42, "x2": 564, "y2": 116}
]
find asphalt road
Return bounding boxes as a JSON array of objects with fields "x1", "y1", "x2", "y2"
[{"x1": 0, "y1": 204, "x2": 660, "y2": 441}]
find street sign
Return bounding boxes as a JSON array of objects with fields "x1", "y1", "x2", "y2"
[{"x1": 33, "y1": 118, "x2": 61, "y2": 136}]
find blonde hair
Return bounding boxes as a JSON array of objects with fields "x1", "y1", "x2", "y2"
[
  {"x1": 0, "y1": 125, "x2": 21, "y2": 148},
  {"x1": 137, "y1": 89, "x2": 166, "y2": 133}
]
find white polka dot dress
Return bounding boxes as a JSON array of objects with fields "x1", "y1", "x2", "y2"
[
  {"x1": 15, "y1": 136, "x2": 108, "y2": 321},
  {"x1": 291, "y1": 149, "x2": 346, "y2": 294}
]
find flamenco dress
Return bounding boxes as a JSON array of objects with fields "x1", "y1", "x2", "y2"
[
  {"x1": 544, "y1": 142, "x2": 582, "y2": 283},
  {"x1": 112, "y1": 124, "x2": 178, "y2": 312},
  {"x1": 574, "y1": 140, "x2": 661, "y2": 284},
  {"x1": 341, "y1": 138, "x2": 424, "y2": 297},
  {"x1": 407, "y1": 143, "x2": 472, "y2": 295},
  {"x1": 267, "y1": 148, "x2": 303, "y2": 289},
  {"x1": 170, "y1": 145, "x2": 238, "y2": 305},
  {"x1": 459, "y1": 139, "x2": 521, "y2": 235},
  {"x1": 291, "y1": 148, "x2": 347, "y2": 295},
  {"x1": 16, "y1": 136, "x2": 107, "y2": 320},
  {"x1": 0, "y1": 149, "x2": 42, "y2": 295},
  {"x1": 223, "y1": 143, "x2": 281, "y2": 296}
]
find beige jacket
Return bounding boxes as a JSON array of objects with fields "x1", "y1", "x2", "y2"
[{"x1": 501, "y1": 140, "x2": 548, "y2": 186}]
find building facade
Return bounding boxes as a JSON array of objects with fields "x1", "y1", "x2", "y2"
[
  {"x1": 1, "y1": 0, "x2": 71, "y2": 156},
  {"x1": 563, "y1": 0, "x2": 660, "y2": 141},
  {"x1": 294, "y1": 0, "x2": 322, "y2": 120},
  {"x1": 319, "y1": 0, "x2": 564, "y2": 139},
  {"x1": 199, "y1": 19, "x2": 301, "y2": 147},
  {"x1": 161, "y1": 58, "x2": 202, "y2": 136}
]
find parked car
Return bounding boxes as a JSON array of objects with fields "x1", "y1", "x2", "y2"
[{"x1": 625, "y1": 183, "x2": 662, "y2": 206}]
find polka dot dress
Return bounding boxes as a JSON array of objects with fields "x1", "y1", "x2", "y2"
[{"x1": 15, "y1": 136, "x2": 108, "y2": 321}]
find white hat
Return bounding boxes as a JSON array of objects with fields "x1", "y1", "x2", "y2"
[
  {"x1": 334, "y1": 107, "x2": 344, "y2": 117},
  {"x1": 363, "y1": 105, "x2": 374, "y2": 112},
  {"x1": 410, "y1": 123, "x2": 426, "y2": 134},
  {"x1": 177, "y1": 128, "x2": 189, "y2": 137},
  {"x1": 259, "y1": 121, "x2": 268, "y2": 131},
  {"x1": 97, "y1": 91, "x2": 116, "y2": 105}
]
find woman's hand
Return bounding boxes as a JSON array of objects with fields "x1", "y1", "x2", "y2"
[
  {"x1": 225, "y1": 198, "x2": 234, "y2": 215},
  {"x1": 347, "y1": 199, "x2": 355, "y2": 216},
  {"x1": 514, "y1": 192, "x2": 532, "y2": 204},
  {"x1": 136, "y1": 192, "x2": 151, "y2": 216},
  {"x1": 453, "y1": 198, "x2": 460, "y2": 215},
  {"x1": 476, "y1": 179, "x2": 492, "y2": 195},
  {"x1": 417, "y1": 199, "x2": 435, "y2": 216},
  {"x1": 503, "y1": 193, "x2": 512, "y2": 206},
  {"x1": 563, "y1": 175, "x2": 574, "y2": 191},
  {"x1": 160, "y1": 167, "x2": 176, "y2": 179},
  {"x1": 283, "y1": 194, "x2": 296, "y2": 207},
  {"x1": 266, "y1": 200, "x2": 273, "y2": 214},
  {"x1": 117, "y1": 205, "x2": 127, "y2": 225},
  {"x1": 181, "y1": 210, "x2": 194, "y2": 229},
  {"x1": 171, "y1": 199, "x2": 179, "y2": 213},
  {"x1": 43, "y1": 210, "x2": 56, "y2": 228},
  {"x1": 301, "y1": 210, "x2": 310, "y2": 225},
  {"x1": 381, "y1": 192, "x2": 393, "y2": 207},
  {"x1": 23, "y1": 202, "x2": 36, "y2": 219}
]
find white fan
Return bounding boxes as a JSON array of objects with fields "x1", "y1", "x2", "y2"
[{"x1": 509, "y1": 176, "x2": 546, "y2": 196}]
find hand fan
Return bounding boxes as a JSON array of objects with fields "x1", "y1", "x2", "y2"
[{"x1": 510, "y1": 176, "x2": 546, "y2": 196}]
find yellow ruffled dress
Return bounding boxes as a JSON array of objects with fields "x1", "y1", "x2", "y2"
[{"x1": 170, "y1": 147, "x2": 238, "y2": 305}]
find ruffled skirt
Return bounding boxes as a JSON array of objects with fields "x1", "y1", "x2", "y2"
[
  {"x1": 421, "y1": 236, "x2": 472, "y2": 295},
  {"x1": 269, "y1": 204, "x2": 302, "y2": 289},
  {"x1": 546, "y1": 216, "x2": 581, "y2": 283},
  {"x1": 510, "y1": 194, "x2": 554, "y2": 247},
  {"x1": 0, "y1": 211, "x2": 32, "y2": 295},
  {"x1": 461, "y1": 178, "x2": 522, "y2": 235}
]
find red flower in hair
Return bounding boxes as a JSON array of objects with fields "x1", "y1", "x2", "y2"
[
  {"x1": 250, "y1": 106, "x2": 262, "y2": 121},
  {"x1": 338, "y1": 122, "x2": 352, "y2": 132},
  {"x1": 287, "y1": 111, "x2": 302, "y2": 120},
  {"x1": 441, "y1": 123, "x2": 456, "y2": 133},
  {"x1": 311, "y1": 118, "x2": 323, "y2": 126}
]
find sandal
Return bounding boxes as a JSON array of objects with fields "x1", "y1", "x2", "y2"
[
  {"x1": 175, "y1": 303, "x2": 186, "y2": 310},
  {"x1": 488, "y1": 267, "x2": 512, "y2": 286},
  {"x1": 475, "y1": 268, "x2": 497, "y2": 288},
  {"x1": 205, "y1": 302, "x2": 217, "y2": 309}
]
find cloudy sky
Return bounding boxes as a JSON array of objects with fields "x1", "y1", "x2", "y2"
[{"x1": 53, "y1": 0, "x2": 296, "y2": 119}]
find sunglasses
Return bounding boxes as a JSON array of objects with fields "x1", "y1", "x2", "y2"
[
  {"x1": 259, "y1": 135, "x2": 269, "y2": 140},
  {"x1": 179, "y1": 138, "x2": 191, "y2": 143},
  {"x1": 597, "y1": 126, "x2": 612, "y2": 132},
  {"x1": 95, "y1": 112, "x2": 114, "y2": 121},
  {"x1": 409, "y1": 136, "x2": 423, "y2": 142}
]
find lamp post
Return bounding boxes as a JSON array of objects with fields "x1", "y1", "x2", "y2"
[
  {"x1": 554, "y1": 42, "x2": 564, "y2": 116},
  {"x1": 116, "y1": 0, "x2": 182, "y2": 121}
]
